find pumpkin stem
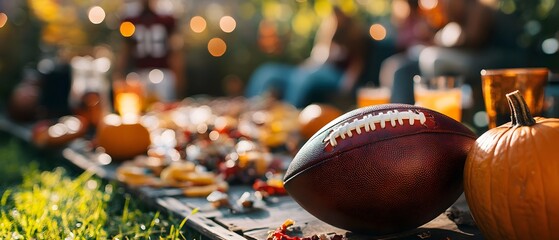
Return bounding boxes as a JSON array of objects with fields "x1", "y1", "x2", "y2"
[{"x1": 505, "y1": 90, "x2": 536, "y2": 126}]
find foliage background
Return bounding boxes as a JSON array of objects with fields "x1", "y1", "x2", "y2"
[{"x1": 1, "y1": 0, "x2": 557, "y2": 103}]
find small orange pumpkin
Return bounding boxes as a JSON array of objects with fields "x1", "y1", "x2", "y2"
[
  {"x1": 96, "y1": 114, "x2": 151, "y2": 161},
  {"x1": 464, "y1": 90, "x2": 559, "y2": 240},
  {"x1": 298, "y1": 104, "x2": 342, "y2": 139}
]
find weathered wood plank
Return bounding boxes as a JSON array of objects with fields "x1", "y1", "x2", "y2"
[
  {"x1": 62, "y1": 146, "x2": 118, "y2": 181},
  {"x1": 157, "y1": 197, "x2": 247, "y2": 240},
  {"x1": 0, "y1": 114, "x2": 33, "y2": 142}
]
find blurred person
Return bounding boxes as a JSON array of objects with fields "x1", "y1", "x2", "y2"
[
  {"x1": 418, "y1": 0, "x2": 523, "y2": 78},
  {"x1": 245, "y1": 6, "x2": 373, "y2": 109},
  {"x1": 379, "y1": 0, "x2": 438, "y2": 104},
  {"x1": 382, "y1": 0, "x2": 523, "y2": 109},
  {"x1": 7, "y1": 67, "x2": 42, "y2": 122},
  {"x1": 114, "y1": 0, "x2": 185, "y2": 103},
  {"x1": 418, "y1": 0, "x2": 524, "y2": 120}
]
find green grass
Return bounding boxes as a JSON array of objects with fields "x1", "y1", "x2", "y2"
[{"x1": 0, "y1": 132, "x2": 202, "y2": 239}]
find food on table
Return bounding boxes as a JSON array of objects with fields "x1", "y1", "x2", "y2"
[
  {"x1": 183, "y1": 181, "x2": 229, "y2": 197},
  {"x1": 159, "y1": 161, "x2": 197, "y2": 187},
  {"x1": 252, "y1": 176, "x2": 287, "y2": 196},
  {"x1": 117, "y1": 159, "x2": 229, "y2": 197},
  {"x1": 206, "y1": 190, "x2": 230, "y2": 208},
  {"x1": 464, "y1": 91, "x2": 559, "y2": 240},
  {"x1": 32, "y1": 115, "x2": 88, "y2": 148},
  {"x1": 219, "y1": 139, "x2": 273, "y2": 183},
  {"x1": 267, "y1": 219, "x2": 346, "y2": 240},
  {"x1": 116, "y1": 164, "x2": 162, "y2": 187},
  {"x1": 236, "y1": 191, "x2": 263, "y2": 209},
  {"x1": 284, "y1": 104, "x2": 476, "y2": 235},
  {"x1": 178, "y1": 171, "x2": 217, "y2": 185},
  {"x1": 142, "y1": 151, "x2": 173, "y2": 176},
  {"x1": 110, "y1": 97, "x2": 300, "y2": 199},
  {"x1": 158, "y1": 161, "x2": 222, "y2": 188},
  {"x1": 238, "y1": 101, "x2": 300, "y2": 149}
]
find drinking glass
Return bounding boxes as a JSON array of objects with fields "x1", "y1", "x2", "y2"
[
  {"x1": 356, "y1": 86, "x2": 391, "y2": 108},
  {"x1": 481, "y1": 68, "x2": 548, "y2": 129},
  {"x1": 414, "y1": 75, "x2": 463, "y2": 122}
]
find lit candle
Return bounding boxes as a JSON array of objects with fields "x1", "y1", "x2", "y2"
[
  {"x1": 116, "y1": 92, "x2": 141, "y2": 123},
  {"x1": 113, "y1": 78, "x2": 144, "y2": 123}
]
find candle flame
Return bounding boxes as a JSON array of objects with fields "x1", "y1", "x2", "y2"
[{"x1": 116, "y1": 93, "x2": 141, "y2": 123}]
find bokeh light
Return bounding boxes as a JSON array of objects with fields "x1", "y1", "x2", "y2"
[
  {"x1": 208, "y1": 38, "x2": 227, "y2": 57},
  {"x1": 501, "y1": 0, "x2": 516, "y2": 14},
  {"x1": 190, "y1": 16, "x2": 207, "y2": 33},
  {"x1": 0, "y1": 13, "x2": 7, "y2": 29},
  {"x1": 537, "y1": 0, "x2": 555, "y2": 18},
  {"x1": 258, "y1": 20, "x2": 282, "y2": 54},
  {"x1": 240, "y1": 2, "x2": 256, "y2": 20},
  {"x1": 369, "y1": 24, "x2": 387, "y2": 41},
  {"x1": 392, "y1": 0, "x2": 411, "y2": 21},
  {"x1": 419, "y1": 0, "x2": 438, "y2": 10},
  {"x1": 292, "y1": 9, "x2": 315, "y2": 37},
  {"x1": 206, "y1": 3, "x2": 225, "y2": 23},
  {"x1": 339, "y1": 0, "x2": 358, "y2": 15},
  {"x1": 48, "y1": 123, "x2": 68, "y2": 138},
  {"x1": 479, "y1": 0, "x2": 499, "y2": 7},
  {"x1": 263, "y1": 2, "x2": 291, "y2": 21},
  {"x1": 366, "y1": 0, "x2": 390, "y2": 16},
  {"x1": 38, "y1": 58, "x2": 55, "y2": 74},
  {"x1": 542, "y1": 38, "x2": 559, "y2": 54},
  {"x1": 88, "y1": 6, "x2": 105, "y2": 24},
  {"x1": 298, "y1": 104, "x2": 322, "y2": 125},
  {"x1": 473, "y1": 111, "x2": 489, "y2": 128},
  {"x1": 149, "y1": 69, "x2": 164, "y2": 84},
  {"x1": 219, "y1": 16, "x2": 236, "y2": 33},
  {"x1": 525, "y1": 20, "x2": 541, "y2": 36},
  {"x1": 314, "y1": 0, "x2": 333, "y2": 17},
  {"x1": 94, "y1": 57, "x2": 111, "y2": 73},
  {"x1": 120, "y1": 21, "x2": 135, "y2": 37},
  {"x1": 439, "y1": 22, "x2": 462, "y2": 47}
]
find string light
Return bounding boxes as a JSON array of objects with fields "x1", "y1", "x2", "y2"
[
  {"x1": 208, "y1": 38, "x2": 227, "y2": 57},
  {"x1": 88, "y1": 6, "x2": 105, "y2": 24},
  {"x1": 219, "y1": 16, "x2": 236, "y2": 33},
  {"x1": 120, "y1": 21, "x2": 135, "y2": 37},
  {"x1": 419, "y1": 0, "x2": 438, "y2": 10},
  {"x1": 190, "y1": 16, "x2": 207, "y2": 33},
  {"x1": 0, "y1": 13, "x2": 8, "y2": 28},
  {"x1": 369, "y1": 24, "x2": 387, "y2": 41}
]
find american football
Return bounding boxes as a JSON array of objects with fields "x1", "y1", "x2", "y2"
[{"x1": 283, "y1": 104, "x2": 477, "y2": 235}]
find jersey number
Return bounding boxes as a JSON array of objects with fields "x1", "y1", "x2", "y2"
[{"x1": 134, "y1": 24, "x2": 167, "y2": 58}]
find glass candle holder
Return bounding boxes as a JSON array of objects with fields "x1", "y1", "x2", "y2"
[{"x1": 113, "y1": 79, "x2": 145, "y2": 123}]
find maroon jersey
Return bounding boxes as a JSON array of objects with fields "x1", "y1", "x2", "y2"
[{"x1": 123, "y1": 9, "x2": 176, "y2": 69}]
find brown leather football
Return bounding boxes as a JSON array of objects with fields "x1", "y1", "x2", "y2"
[{"x1": 284, "y1": 104, "x2": 476, "y2": 235}]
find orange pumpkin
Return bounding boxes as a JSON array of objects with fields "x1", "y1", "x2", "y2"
[
  {"x1": 96, "y1": 114, "x2": 151, "y2": 161},
  {"x1": 464, "y1": 90, "x2": 559, "y2": 240},
  {"x1": 298, "y1": 104, "x2": 342, "y2": 139}
]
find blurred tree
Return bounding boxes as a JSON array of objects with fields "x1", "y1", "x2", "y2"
[
  {"x1": 496, "y1": 0, "x2": 559, "y2": 68},
  {"x1": 0, "y1": 1, "x2": 41, "y2": 104},
  {"x1": 1, "y1": 0, "x2": 557, "y2": 104}
]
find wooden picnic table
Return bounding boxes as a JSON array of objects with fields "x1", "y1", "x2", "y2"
[{"x1": 0, "y1": 112, "x2": 484, "y2": 240}]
